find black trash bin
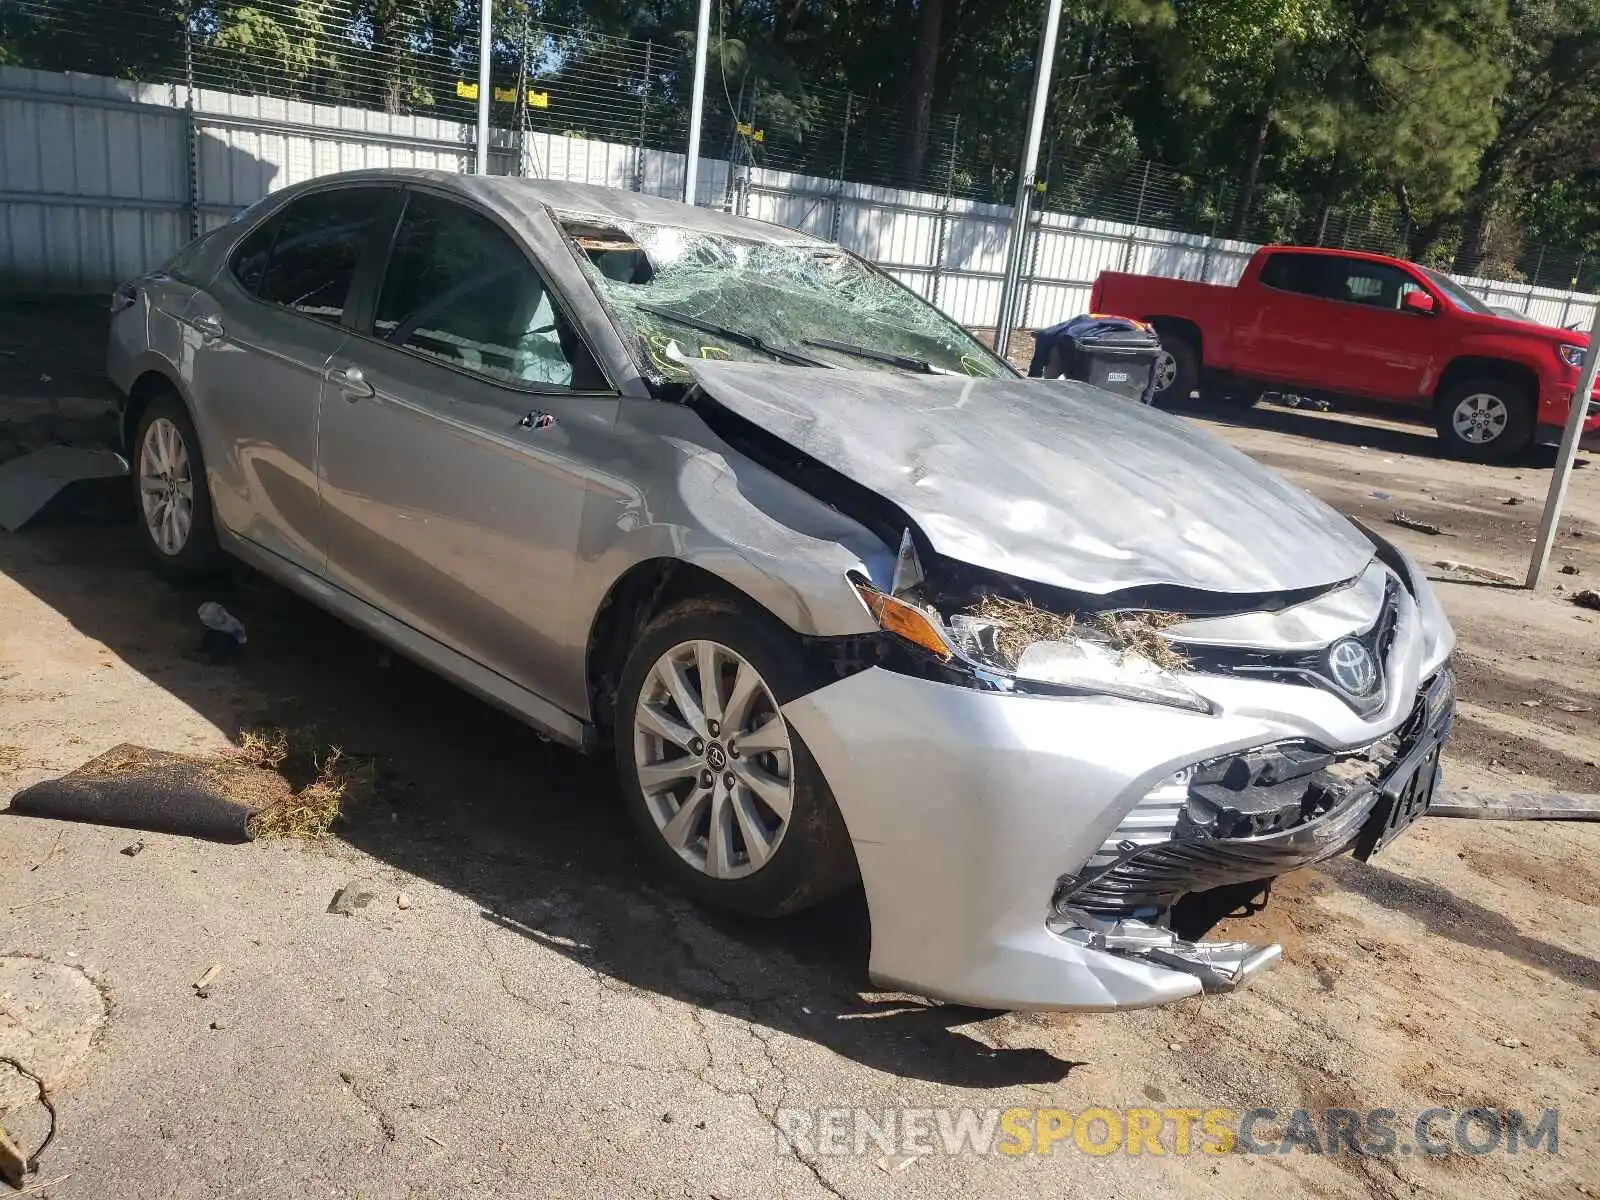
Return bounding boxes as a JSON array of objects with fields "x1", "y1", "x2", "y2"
[{"x1": 1028, "y1": 314, "x2": 1163, "y2": 404}]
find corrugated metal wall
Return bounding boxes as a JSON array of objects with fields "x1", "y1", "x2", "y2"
[{"x1": 4, "y1": 64, "x2": 1596, "y2": 337}]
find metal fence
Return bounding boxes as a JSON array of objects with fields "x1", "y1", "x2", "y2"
[{"x1": 6, "y1": 61, "x2": 1596, "y2": 340}]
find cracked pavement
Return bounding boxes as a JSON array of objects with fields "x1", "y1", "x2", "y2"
[{"x1": 3, "y1": 396, "x2": 1600, "y2": 1195}]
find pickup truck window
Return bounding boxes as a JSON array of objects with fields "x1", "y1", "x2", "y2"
[
  {"x1": 1258, "y1": 252, "x2": 1326, "y2": 298},
  {"x1": 1327, "y1": 261, "x2": 1419, "y2": 311}
]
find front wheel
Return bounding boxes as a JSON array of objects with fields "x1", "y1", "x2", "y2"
[
  {"x1": 613, "y1": 595, "x2": 857, "y2": 918},
  {"x1": 1434, "y1": 378, "x2": 1535, "y2": 462}
]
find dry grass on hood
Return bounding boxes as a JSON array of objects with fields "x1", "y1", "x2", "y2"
[{"x1": 970, "y1": 596, "x2": 1189, "y2": 671}]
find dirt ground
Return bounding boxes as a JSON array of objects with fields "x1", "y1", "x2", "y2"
[{"x1": 1, "y1": 301, "x2": 1598, "y2": 1199}]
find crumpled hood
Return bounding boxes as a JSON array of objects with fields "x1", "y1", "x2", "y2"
[{"x1": 685, "y1": 360, "x2": 1375, "y2": 596}]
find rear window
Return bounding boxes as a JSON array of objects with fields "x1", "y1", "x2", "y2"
[
  {"x1": 233, "y1": 188, "x2": 387, "y2": 324},
  {"x1": 1258, "y1": 252, "x2": 1328, "y2": 298}
]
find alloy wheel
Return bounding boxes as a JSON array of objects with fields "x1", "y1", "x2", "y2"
[
  {"x1": 632, "y1": 639, "x2": 794, "y2": 880},
  {"x1": 138, "y1": 416, "x2": 195, "y2": 556},
  {"x1": 1451, "y1": 393, "x2": 1509, "y2": 445}
]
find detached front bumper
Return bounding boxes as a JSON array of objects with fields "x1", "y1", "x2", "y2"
[{"x1": 782, "y1": 664, "x2": 1454, "y2": 1012}]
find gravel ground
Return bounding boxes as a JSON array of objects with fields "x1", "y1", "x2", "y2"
[{"x1": 1, "y1": 306, "x2": 1598, "y2": 1199}]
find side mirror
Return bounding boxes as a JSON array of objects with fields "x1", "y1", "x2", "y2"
[{"x1": 1401, "y1": 290, "x2": 1436, "y2": 316}]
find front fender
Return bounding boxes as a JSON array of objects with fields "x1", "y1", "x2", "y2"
[{"x1": 559, "y1": 398, "x2": 895, "y2": 715}]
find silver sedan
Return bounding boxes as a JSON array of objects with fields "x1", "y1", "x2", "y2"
[{"x1": 108, "y1": 169, "x2": 1456, "y2": 1011}]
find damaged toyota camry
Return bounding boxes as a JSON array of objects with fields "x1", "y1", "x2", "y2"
[{"x1": 108, "y1": 170, "x2": 1456, "y2": 1011}]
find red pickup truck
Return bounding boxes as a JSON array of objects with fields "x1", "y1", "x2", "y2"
[{"x1": 1091, "y1": 245, "x2": 1599, "y2": 461}]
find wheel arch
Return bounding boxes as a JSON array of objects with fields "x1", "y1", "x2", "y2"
[
  {"x1": 1144, "y1": 316, "x2": 1203, "y2": 363},
  {"x1": 121, "y1": 362, "x2": 193, "y2": 455},
  {"x1": 1433, "y1": 356, "x2": 1540, "y2": 409},
  {"x1": 584, "y1": 557, "x2": 872, "y2": 738}
]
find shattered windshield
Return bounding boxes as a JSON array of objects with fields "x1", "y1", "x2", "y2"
[{"x1": 562, "y1": 216, "x2": 1015, "y2": 383}]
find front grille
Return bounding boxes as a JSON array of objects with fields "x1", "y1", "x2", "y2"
[{"x1": 1059, "y1": 669, "x2": 1453, "y2": 915}]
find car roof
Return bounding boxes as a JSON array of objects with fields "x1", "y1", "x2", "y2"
[{"x1": 278, "y1": 168, "x2": 829, "y2": 247}]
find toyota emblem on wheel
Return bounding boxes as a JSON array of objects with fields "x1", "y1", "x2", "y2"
[{"x1": 1327, "y1": 638, "x2": 1379, "y2": 696}]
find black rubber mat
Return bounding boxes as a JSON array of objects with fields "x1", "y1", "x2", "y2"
[{"x1": 5, "y1": 744, "x2": 290, "y2": 843}]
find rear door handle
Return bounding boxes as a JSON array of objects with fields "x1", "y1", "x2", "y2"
[
  {"x1": 191, "y1": 314, "x2": 225, "y2": 342},
  {"x1": 327, "y1": 365, "x2": 375, "y2": 400}
]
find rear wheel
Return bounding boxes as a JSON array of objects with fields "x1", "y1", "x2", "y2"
[
  {"x1": 1434, "y1": 377, "x2": 1535, "y2": 462},
  {"x1": 1150, "y1": 333, "x2": 1199, "y2": 406},
  {"x1": 614, "y1": 595, "x2": 857, "y2": 918},
  {"x1": 132, "y1": 391, "x2": 221, "y2": 576}
]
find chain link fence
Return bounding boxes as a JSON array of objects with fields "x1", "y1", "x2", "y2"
[{"x1": 3, "y1": 0, "x2": 1594, "y2": 304}]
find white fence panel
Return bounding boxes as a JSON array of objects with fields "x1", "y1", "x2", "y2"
[{"x1": 5, "y1": 64, "x2": 1596, "y2": 343}]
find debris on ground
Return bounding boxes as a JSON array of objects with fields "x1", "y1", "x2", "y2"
[
  {"x1": 1370, "y1": 490, "x2": 1393, "y2": 500},
  {"x1": 1428, "y1": 791, "x2": 1600, "y2": 820},
  {"x1": 1503, "y1": 496, "x2": 1524, "y2": 506},
  {"x1": 1391, "y1": 511, "x2": 1444, "y2": 536},
  {"x1": 193, "y1": 964, "x2": 221, "y2": 998},
  {"x1": 1561, "y1": 563, "x2": 1582, "y2": 575},
  {"x1": 1572, "y1": 590, "x2": 1600, "y2": 611},
  {"x1": 396, "y1": 893, "x2": 412, "y2": 910},
  {"x1": 0, "y1": 1055, "x2": 57, "y2": 1186},
  {"x1": 6, "y1": 744, "x2": 289, "y2": 843},
  {"x1": 0, "y1": 1121, "x2": 26, "y2": 1188},
  {"x1": 876, "y1": 1154, "x2": 920, "y2": 1175},
  {"x1": 198, "y1": 602, "x2": 247, "y2": 663},
  {"x1": 119, "y1": 841, "x2": 144, "y2": 857},
  {"x1": 236, "y1": 728, "x2": 375, "y2": 839},
  {"x1": 328, "y1": 883, "x2": 378, "y2": 916},
  {"x1": 0, "y1": 447, "x2": 127, "y2": 533},
  {"x1": 1435, "y1": 560, "x2": 1518, "y2": 584}
]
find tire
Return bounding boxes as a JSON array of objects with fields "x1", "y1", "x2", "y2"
[
  {"x1": 1434, "y1": 377, "x2": 1536, "y2": 463},
  {"x1": 1150, "y1": 333, "x2": 1199, "y2": 406},
  {"x1": 613, "y1": 594, "x2": 858, "y2": 918},
  {"x1": 131, "y1": 390, "x2": 222, "y2": 576}
]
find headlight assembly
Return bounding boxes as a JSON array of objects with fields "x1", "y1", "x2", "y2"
[
  {"x1": 1560, "y1": 343, "x2": 1589, "y2": 369},
  {"x1": 850, "y1": 580, "x2": 1214, "y2": 714}
]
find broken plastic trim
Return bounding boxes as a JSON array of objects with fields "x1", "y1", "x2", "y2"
[{"x1": 1051, "y1": 908, "x2": 1283, "y2": 993}]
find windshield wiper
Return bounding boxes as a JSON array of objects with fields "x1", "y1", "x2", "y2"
[
  {"x1": 801, "y1": 336, "x2": 956, "y2": 374},
  {"x1": 634, "y1": 302, "x2": 832, "y2": 368}
]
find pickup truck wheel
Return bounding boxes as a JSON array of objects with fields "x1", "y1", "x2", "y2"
[
  {"x1": 1150, "y1": 336, "x2": 1198, "y2": 406},
  {"x1": 1435, "y1": 379, "x2": 1535, "y2": 462}
]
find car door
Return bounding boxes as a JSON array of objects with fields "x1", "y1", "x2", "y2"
[
  {"x1": 317, "y1": 187, "x2": 621, "y2": 707},
  {"x1": 182, "y1": 185, "x2": 400, "y2": 574},
  {"x1": 1317, "y1": 259, "x2": 1440, "y2": 401},
  {"x1": 1229, "y1": 251, "x2": 1341, "y2": 388}
]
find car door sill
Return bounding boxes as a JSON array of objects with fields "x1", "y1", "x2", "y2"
[{"x1": 221, "y1": 530, "x2": 592, "y2": 751}]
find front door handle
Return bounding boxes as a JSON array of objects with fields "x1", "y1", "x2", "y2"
[
  {"x1": 327, "y1": 365, "x2": 375, "y2": 400},
  {"x1": 191, "y1": 314, "x2": 225, "y2": 342}
]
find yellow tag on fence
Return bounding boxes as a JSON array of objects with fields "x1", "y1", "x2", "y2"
[
  {"x1": 455, "y1": 81, "x2": 478, "y2": 100},
  {"x1": 493, "y1": 86, "x2": 518, "y2": 103},
  {"x1": 530, "y1": 90, "x2": 550, "y2": 108},
  {"x1": 736, "y1": 122, "x2": 765, "y2": 142}
]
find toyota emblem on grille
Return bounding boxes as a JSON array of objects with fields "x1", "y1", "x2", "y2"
[{"x1": 1327, "y1": 638, "x2": 1378, "y2": 696}]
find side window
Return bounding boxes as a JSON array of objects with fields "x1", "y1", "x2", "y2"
[
  {"x1": 253, "y1": 189, "x2": 385, "y2": 324},
  {"x1": 229, "y1": 214, "x2": 280, "y2": 296},
  {"x1": 374, "y1": 191, "x2": 588, "y2": 389},
  {"x1": 1257, "y1": 252, "x2": 1328, "y2": 298},
  {"x1": 1332, "y1": 262, "x2": 1414, "y2": 310}
]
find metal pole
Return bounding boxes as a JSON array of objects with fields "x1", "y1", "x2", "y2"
[
  {"x1": 993, "y1": 0, "x2": 1063, "y2": 358},
  {"x1": 474, "y1": 0, "x2": 492, "y2": 174},
  {"x1": 182, "y1": 6, "x2": 199, "y2": 239},
  {"x1": 635, "y1": 40, "x2": 654, "y2": 192},
  {"x1": 683, "y1": 0, "x2": 712, "y2": 204},
  {"x1": 1558, "y1": 253, "x2": 1584, "y2": 329},
  {"x1": 1527, "y1": 301, "x2": 1600, "y2": 588},
  {"x1": 830, "y1": 92, "x2": 851, "y2": 243},
  {"x1": 1120, "y1": 159, "x2": 1150, "y2": 272}
]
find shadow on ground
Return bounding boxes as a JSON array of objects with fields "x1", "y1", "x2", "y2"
[
  {"x1": 1165, "y1": 393, "x2": 1562, "y2": 469},
  {"x1": 0, "y1": 498, "x2": 1075, "y2": 1088}
]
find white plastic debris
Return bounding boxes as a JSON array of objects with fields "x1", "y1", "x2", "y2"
[
  {"x1": 0, "y1": 447, "x2": 128, "y2": 532},
  {"x1": 198, "y1": 602, "x2": 248, "y2": 645}
]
